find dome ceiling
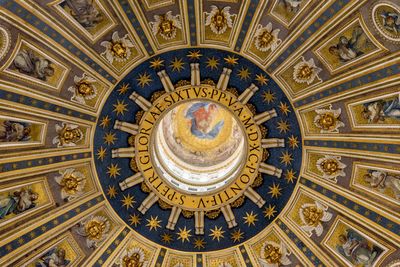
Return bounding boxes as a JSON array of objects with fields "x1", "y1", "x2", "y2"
[{"x1": 0, "y1": 0, "x2": 399, "y2": 266}]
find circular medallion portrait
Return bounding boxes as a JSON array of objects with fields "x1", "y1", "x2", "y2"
[{"x1": 372, "y1": 2, "x2": 400, "y2": 42}]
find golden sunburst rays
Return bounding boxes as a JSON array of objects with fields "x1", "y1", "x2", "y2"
[
  {"x1": 279, "y1": 101, "x2": 291, "y2": 116},
  {"x1": 243, "y1": 211, "x2": 258, "y2": 227},
  {"x1": 280, "y1": 151, "x2": 293, "y2": 166},
  {"x1": 268, "y1": 183, "x2": 282, "y2": 198},
  {"x1": 96, "y1": 146, "x2": 107, "y2": 161},
  {"x1": 146, "y1": 216, "x2": 162, "y2": 231},
  {"x1": 284, "y1": 169, "x2": 297, "y2": 183},
  {"x1": 113, "y1": 99, "x2": 128, "y2": 116},
  {"x1": 231, "y1": 229, "x2": 244, "y2": 243},
  {"x1": 177, "y1": 226, "x2": 192, "y2": 243},
  {"x1": 193, "y1": 237, "x2": 206, "y2": 249},
  {"x1": 209, "y1": 226, "x2": 225, "y2": 242},
  {"x1": 263, "y1": 204, "x2": 277, "y2": 219},
  {"x1": 187, "y1": 50, "x2": 202, "y2": 60},
  {"x1": 161, "y1": 232, "x2": 173, "y2": 244},
  {"x1": 107, "y1": 163, "x2": 121, "y2": 178},
  {"x1": 262, "y1": 90, "x2": 276, "y2": 104},
  {"x1": 255, "y1": 73, "x2": 269, "y2": 86},
  {"x1": 288, "y1": 135, "x2": 299, "y2": 149},
  {"x1": 129, "y1": 213, "x2": 141, "y2": 227},
  {"x1": 170, "y1": 57, "x2": 185, "y2": 72},
  {"x1": 117, "y1": 83, "x2": 130, "y2": 94},
  {"x1": 99, "y1": 115, "x2": 111, "y2": 128},
  {"x1": 121, "y1": 193, "x2": 135, "y2": 210},
  {"x1": 277, "y1": 119, "x2": 290, "y2": 133},
  {"x1": 224, "y1": 55, "x2": 239, "y2": 66},
  {"x1": 106, "y1": 185, "x2": 117, "y2": 199},
  {"x1": 237, "y1": 67, "x2": 251, "y2": 80},
  {"x1": 137, "y1": 72, "x2": 152, "y2": 88},
  {"x1": 103, "y1": 131, "x2": 117, "y2": 145},
  {"x1": 150, "y1": 57, "x2": 164, "y2": 69},
  {"x1": 206, "y1": 56, "x2": 219, "y2": 70}
]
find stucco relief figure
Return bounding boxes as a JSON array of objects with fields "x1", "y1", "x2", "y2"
[
  {"x1": 185, "y1": 102, "x2": 224, "y2": 139},
  {"x1": 64, "y1": 0, "x2": 103, "y2": 28},
  {"x1": 299, "y1": 201, "x2": 332, "y2": 236},
  {"x1": 0, "y1": 188, "x2": 38, "y2": 219},
  {"x1": 35, "y1": 247, "x2": 70, "y2": 267},
  {"x1": 328, "y1": 26, "x2": 373, "y2": 63},
  {"x1": 116, "y1": 247, "x2": 148, "y2": 267},
  {"x1": 363, "y1": 170, "x2": 400, "y2": 200},
  {"x1": 279, "y1": 0, "x2": 303, "y2": 14},
  {"x1": 362, "y1": 95, "x2": 400, "y2": 123},
  {"x1": 13, "y1": 49, "x2": 55, "y2": 81},
  {"x1": 337, "y1": 229, "x2": 382, "y2": 267},
  {"x1": 0, "y1": 120, "x2": 31, "y2": 142},
  {"x1": 205, "y1": 6, "x2": 236, "y2": 35},
  {"x1": 75, "y1": 215, "x2": 110, "y2": 248},
  {"x1": 259, "y1": 241, "x2": 291, "y2": 267},
  {"x1": 150, "y1": 11, "x2": 182, "y2": 40}
]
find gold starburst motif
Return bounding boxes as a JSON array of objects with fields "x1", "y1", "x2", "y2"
[
  {"x1": 129, "y1": 214, "x2": 141, "y2": 227},
  {"x1": 255, "y1": 73, "x2": 269, "y2": 86},
  {"x1": 279, "y1": 102, "x2": 291, "y2": 116},
  {"x1": 277, "y1": 119, "x2": 290, "y2": 133},
  {"x1": 285, "y1": 169, "x2": 297, "y2": 183},
  {"x1": 121, "y1": 194, "x2": 135, "y2": 210},
  {"x1": 224, "y1": 55, "x2": 239, "y2": 65},
  {"x1": 161, "y1": 232, "x2": 173, "y2": 244},
  {"x1": 268, "y1": 183, "x2": 282, "y2": 198},
  {"x1": 206, "y1": 56, "x2": 219, "y2": 70},
  {"x1": 263, "y1": 204, "x2": 277, "y2": 219},
  {"x1": 117, "y1": 83, "x2": 130, "y2": 94},
  {"x1": 177, "y1": 226, "x2": 192, "y2": 243},
  {"x1": 288, "y1": 135, "x2": 299, "y2": 149},
  {"x1": 107, "y1": 163, "x2": 121, "y2": 178},
  {"x1": 113, "y1": 99, "x2": 128, "y2": 115},
  {"x1": 99, "y1": 115, "x2": 111, "y2": 128},
  {"x1": 150, "y1": 57, "x2": 164, "y2": 69},
  {"x1": 187, "y1": 50, "x2": 202, "y2": 60},
  {"x1": 137, "y1": 72, "x2": 152, "y2": 88},
  {"x1": 146, "y1": 216, "x2": 162, "y2": 231},
  {"x1": 237, "y1": 67, "x2": 251, "y2": 80},
  {"x1": 231, "y1": 229, "x2": 244, "y2": 242},
  {"x1": 262, "y1": 90, "x2": 276, "y2": 104},
  {"x1": 243, "y1": 211, "x2": 258, "y2": 226},
  {"x1": 193, "y1": 237, "x2": 206, "y2": 249},
  {"x1": 280, "y1": 151, "x2": 293, "y2": 166},
  {"x1": 103, "y1": 132, "x2": 117, "y2": 145},
  {"x1": 170, "y1": 57, "x2": 185, "y2": 72},
  {"x1": 209, "y1": 226, "x2": 225, "y2": 242},
  {"x1": 106, "y1": 185, "x2": 117, "y2": 199},
  {"x1": 96, "y1": 146, "x2": 107, "y2": 161}
]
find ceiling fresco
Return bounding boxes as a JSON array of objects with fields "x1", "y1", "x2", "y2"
[{"x1": 0, "y1": 0, "x2": 399, "y2": 266}]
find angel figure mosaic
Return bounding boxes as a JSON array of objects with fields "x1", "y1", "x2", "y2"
[
  {"x1": 0, "y1": 187, "x2": 38, "y2": 220},
  {"x1": 361, "y1": 94, "x2": 400, "y2": 123}
]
